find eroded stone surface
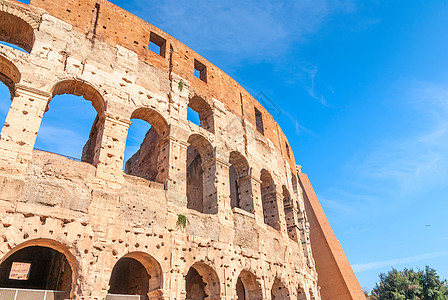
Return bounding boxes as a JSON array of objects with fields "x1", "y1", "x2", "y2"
[{"x1": 0, "y1": 0, "x2": 322, "y2": 299}]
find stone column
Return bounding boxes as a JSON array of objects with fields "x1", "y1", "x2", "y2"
[
  {"x1": 95, "y1": 113, "x2": 132, "y2": 185},
  {"x1": 205, "y1": 157, "x2": 232, "y2": 224},
  {"x1": 200, "y1": 157, "x2": 220, "y2": 215},
  {"x1": 0, "y1": 84, "x2": 50, "y2": 170},
  {"x1": 236, "y1": 175, "x2": 255, "y2": 214},
  {"x1": 161, "y1": 136, "x2": 189, "y2": 207},
  {"x1": 250, "y1": 175, "x2": 265, "y2": 226}
]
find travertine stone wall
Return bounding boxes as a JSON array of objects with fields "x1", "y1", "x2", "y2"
[{"x1": 0, "y1": 0, "x2": 321, "y2": 299}]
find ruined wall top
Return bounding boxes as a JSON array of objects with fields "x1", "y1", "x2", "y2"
[{"x1": 8, "y1": 0, "x2": 297, "y2": 172}]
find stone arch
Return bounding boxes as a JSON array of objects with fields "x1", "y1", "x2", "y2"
[
  {"x1": 236, "y1": 270, "x2": 262, "y2": 300},
  {"x1": 0, "y1": 5, "x2": 38, "y2": 53},
  {"x1": 188, "y1": 95, "x2": 215, "y2": 133},
  {"x1": 124, "y1": 107, "x2": 170, "y2": 183},
  {"x1": 229, "y1": 151, "x2": 254, "y2": 213},
  {"x1": 0, "y1": 54, "x2": 21, "y2": 99},
  {"x1": 0, "y1": 238, "x2": 78, "y2": 298},
  {"x1": 186, "y1": 133, "x2": 217, "y2": 214},
  {"x1": 108, "y1": 251, "x2": 163, "y2": 299},
  {"x1": 36, "y1": 79, "x2": 107, "y2": 164},
  {"x1": 282, "y1": 185, "x2": 296, "y2": 240},
  {"x1": 260, "y1": 169, "x2": 280, "y2": 230},
  {"x1": 271, "y1": 278, "x2": 290, "y2": 300},
  {"x1": 186, "y1": 262, "x2": 220, "y2": 300}
]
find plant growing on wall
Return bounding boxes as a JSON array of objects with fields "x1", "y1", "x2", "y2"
[
  {"x1": 178, "y1": 80, "x2": 184, "y2": 92},
  {"x1": 176, "y1": 214, "x2": 189, "y2": 229}
]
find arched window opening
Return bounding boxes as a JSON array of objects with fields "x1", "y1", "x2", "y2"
[
  {"x1": 236, "y1": 270, "x2": 262, "y2": 300},
  {"x1": 0, "y1": 82, "x2": 10, "y2": 137},
  {"x1": 260, "y1": 169, "x2": 279, "y2": 230},
  {"x1": 283, "y1": 185, "x2": 296, "y2": 240},
  {"x1": 297, "y1": 287, "x2": 307, "y2": 300},
  {"x1": 186, "y1": 263, "x2": 220, "y2": 300},
  {"x1": 187, "y1": 106, "x2": 201, "y2": 127},
  {"x1": 0, "y1": 55, "x2": 21, "y2": 137},
  {"x1": 229, "y1": 151, "x2": 253, "y2": 213},
  {"x1": 108, "y1": 253, "x2": 163, "y2": 299},
  {"x1": 0, "y1": 11, "x2": 35, "y2": 53},
  {"x1": 291, "y1": 174, "x2": 298, "y2": 196},
  {"x1": 187, "y1": 96, "x2": 214, "y2": 133},
  {"x1": 309, "y1": 290, "x2": 316, "y2": 300},
  {"x1": 271, "y1": 279, "x2": 290, "y2": 300},
  {"x1": 187, "y1": 134, "x2": 216, "y2": 214},
  {"x1": 35, "y1": 81, "x2": 105, "y2": 165},
  {"x1": 124, "y1": 108, "x2": 169, "y2": 183},
  {"x1": 0, "y1": 246, "x2": 72, "y2": 298}
]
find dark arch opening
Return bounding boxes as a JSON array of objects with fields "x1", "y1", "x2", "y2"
[
  {"x1": 236, "y1": 270, "x2": 262, "y2": 300},
  {"x1": 108, "y1": 253, "x2": 163, "y2": 299},
  {"x1": 35, "y1": 80, "x2": 105, "y2": 165},
  {"x1": 0, "y1": 11, "x2": 35, "y2": 53},
  {"x1": 229, "y1": 151, "x2": 253, "y2": 213},
  {"x1": 0, "y1": 246, "x2": 72, "y2": 296},
  {"x1": 260, "y1": 169, "x2": 280, "y2": 230},
  {"x1": 187, "y1": 96, "x2": 214, "y2": 133},
  {"x1": 124, "y1": 108, "x2": 169, "y2": 183},
  {"x1": 186, "y1": 263, "x2": 220, "y2": 300},
  {"x1": 271, "y1": 278, "x2": 290, "y2": 300},
  {"x1": 187, "y1": 134, "x2": 216, "y2": 214}
]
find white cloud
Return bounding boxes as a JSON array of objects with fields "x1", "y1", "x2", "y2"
[{"x1": 353, "y1": 251, "x2": 448, "y2": 272}]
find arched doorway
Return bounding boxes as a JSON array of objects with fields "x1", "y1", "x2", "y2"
[
  {"x1": 186, "y1": 134, "x2": 217, "y2": 214},
  {"x1": 271, "y1": 278, "x2": 290, "y2": 300},
  {"x1": 123, "y1": 107, "x2": 169, "y2": 183},
  {"x1": 236, "y1": 270, "x2": 262, "y2": 300},
  {"x1": 0, "y1": 244, "x2": 74, "y2": 299},
  {"x1": 186, "y1": 262, "x2": 220, "y2": 300},
  {"x1": 108, "y1": 252, "x2": 163, "y2": 299}
]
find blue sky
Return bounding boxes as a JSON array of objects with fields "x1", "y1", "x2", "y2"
[{"x1": 2, "y1": 0, "x2": 448, "y2": 292}]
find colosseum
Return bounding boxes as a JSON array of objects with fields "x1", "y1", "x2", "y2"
[{"x1": 0, "y1": 0, "x2": 366, "y2": 299}]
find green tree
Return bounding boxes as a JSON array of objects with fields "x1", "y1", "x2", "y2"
[{"x1": 371, "y1": 266, "x2": 448, "y2": 300}]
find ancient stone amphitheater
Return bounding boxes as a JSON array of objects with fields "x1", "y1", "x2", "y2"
[{"x1": 0, "y1": 0, "x2": 366, "y2": 300}]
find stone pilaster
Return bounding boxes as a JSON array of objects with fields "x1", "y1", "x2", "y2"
[
  {"x1": 95, "y1": 113, "x2": 132, "y2": 184},
  {"x1": 0, "y1": 84, "x2": 50, "y2": 170}
]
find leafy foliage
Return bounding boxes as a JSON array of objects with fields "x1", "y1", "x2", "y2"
[
  {"x1": 371, "y1": 266, "x2": 448, "y2": 300},
  {"x1": 176, "y1": 214, "x2": 189, "y2": 229}
]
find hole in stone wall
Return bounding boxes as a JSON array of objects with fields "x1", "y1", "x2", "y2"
[
  {"x1": 0, "y1": 246, "x2": 72, "y2": 294},
  {"x1": 149, "y1": 31, "x2": 166, "y2": 57},
  {"x1": 35, "y1": 94, "x2": 99, "y2": 163},
  {"x1": 255, "y1": 108, "x2": 264, "y2": 135},
  {"x1": 186, "y1": 263, "x2": 220, "y2": 300},
  {"x1": 285, "y1": 142, "x2": 290, "y2": 158},
  {"x1": 194, "y1": 59, "x2": 207, "y2": 82}
]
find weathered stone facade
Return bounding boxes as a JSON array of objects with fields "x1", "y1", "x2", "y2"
[{"x1": 0, "y1": 0, "x2": 323, "y2": 299}]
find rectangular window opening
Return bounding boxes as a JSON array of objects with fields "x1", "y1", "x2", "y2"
[
  {"x1": 149, "y1": 31, "x2": 166, "y2": 57},
  {"x1": 255, "y1": 107, "x2": 264, "y2": 135},
  {"x1": 194, "y1": 59, "x2": 207, "y2": 82}
]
